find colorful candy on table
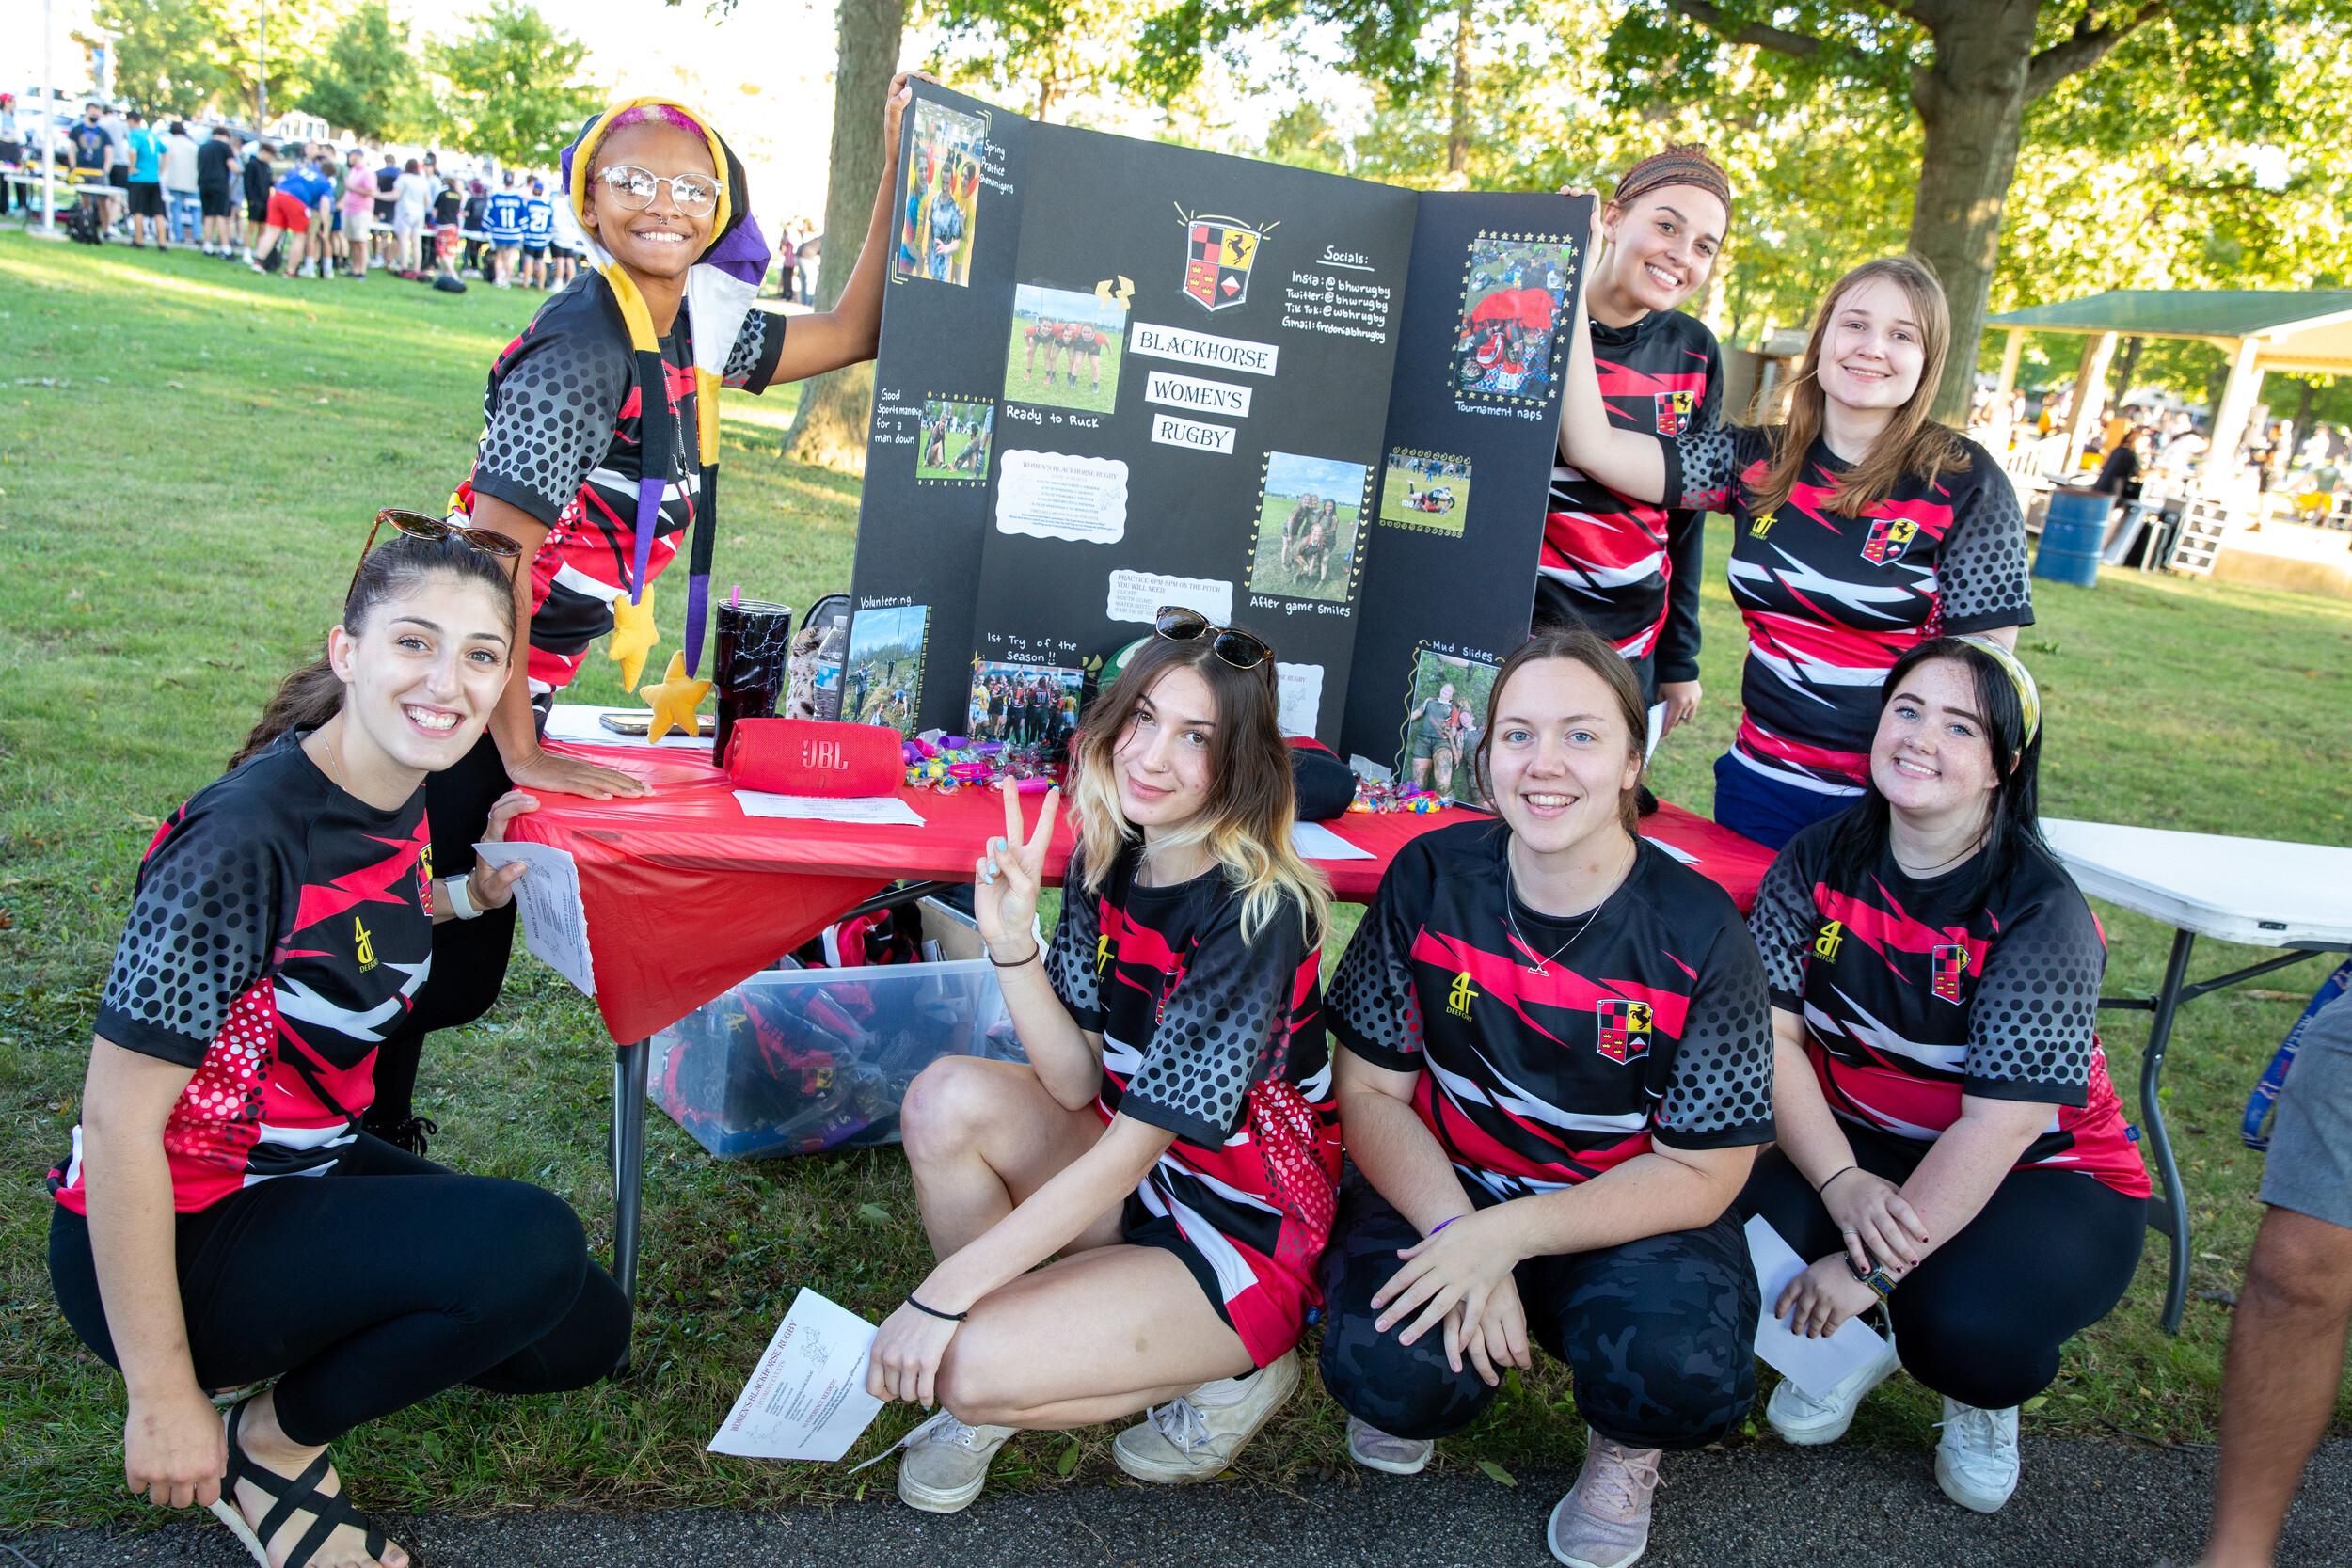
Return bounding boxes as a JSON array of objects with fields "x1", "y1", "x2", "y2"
[
  {"x1": 899, "y1": 732, "x2": 1064, "y2": 795},
  {"x1": 1348, "y1": 775, "x2": 1444, "y2": 814}
]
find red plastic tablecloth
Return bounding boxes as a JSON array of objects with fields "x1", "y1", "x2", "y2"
[{"x1": 508, "y1": 741, "x2": 1775, "y2": 1044}]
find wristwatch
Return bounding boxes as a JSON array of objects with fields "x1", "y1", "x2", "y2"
[
  {"x1": 444, "y1": 875, "x2": 485, "y2": 920},
  {"x1": 1845, "y1": 1253, "x2": 1897, "y2": 1303}
]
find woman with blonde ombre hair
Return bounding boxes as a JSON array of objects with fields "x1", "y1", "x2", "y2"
[
  {"x1": 868, "y1": 611, "x2": 1336, "y2": 1515},
  {"x1": 1558, "y1": 249, "x2": 2034, "y2": 852}
]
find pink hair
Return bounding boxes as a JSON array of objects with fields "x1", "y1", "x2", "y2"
[{"x1": 604, "y1": 103, "x2": 706, "y2": 138}]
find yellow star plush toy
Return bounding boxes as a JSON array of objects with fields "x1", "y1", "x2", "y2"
[
  {"x1": 640, "y1": 651, "x2": 712, "y2": 744},
  {"x1": 607, "y1": 592, "x2": 660, "y2": 692}
]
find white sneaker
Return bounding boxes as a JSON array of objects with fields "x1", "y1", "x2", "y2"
[
  {"x1": 1934, "y1": 1398, "x2": 2019, "y2": 1512},
  {"x1": 1345, "y1": 1413, "x2": 1433, "y2": 1475},
  {"x1": 1112, "y1": 1351, "x2": 1299, "y2": 1482},
  {"x1": 297, "y1": 261, "x2": 317, "y2": 278},
  {"x1": 895, "y1": 1409, "x2": 1017, "y2": 1513},
  {"x1": 1765, "y1": 1333, "x2": 1900, "y2": 1446}
]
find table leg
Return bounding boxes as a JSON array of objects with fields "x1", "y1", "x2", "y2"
[
  {"x1": 611, "y1": 1037, "x2": 651, "y2": 1372},
  {"x1": 2139, "y1": 929, "x2": 2197, "y2": 1336}
]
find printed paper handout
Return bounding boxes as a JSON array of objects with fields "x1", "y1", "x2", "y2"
[
  {"x1": 1743, "y1": 1214, "x2": 1890, "y2": 1401},
  {"x1": 470, "y1": 841, "x2": 596, "y2": 997},
  {"x1": 733, "y1": 791, "x2": 928, "y2": 827},
  {"x1": 708, "y1": 1289, "x2": 888, "y2": 1461}
]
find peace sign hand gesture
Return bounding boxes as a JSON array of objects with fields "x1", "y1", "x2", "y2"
[{"x1": 975, "y1": 779, "x2": 1058, "y2": 963}]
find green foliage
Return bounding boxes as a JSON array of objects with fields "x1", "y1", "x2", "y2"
[
  {"x1": 298, "y1": 0, "x2": 431, "y2": 144},
  {"x1": 427, "y1": 1, "x2": 603, "y2": 169},
  {"x1": 209, "y1": 0, "x2": 336, "y2": 125},
  {"x1": 90, "y1": 0, "x2": 230, "y2": 119},
  {"x1": 919, "y1": 0, "x2": 1164, "y2": 119},
  {"x1": 1132, "y1": 0, "x2": 1447, "y2": 109}
]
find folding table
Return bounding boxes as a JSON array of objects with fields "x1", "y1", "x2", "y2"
[
  {"x1": 2042, "y1": 819, "x2": 2352, "y2": 1333},
  {"x1": 505, "y1": 730, "x2": 1777, "y2": 1361}
]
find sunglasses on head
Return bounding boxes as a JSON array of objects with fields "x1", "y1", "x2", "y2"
[
  {"x1": 1152, "y1": 607, "x2": 1272, "y2": 672},
  {"x1": 348, "y1": 508, "x2": 523, "y2": 601}
]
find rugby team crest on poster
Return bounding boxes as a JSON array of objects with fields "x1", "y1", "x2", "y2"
[
  {"x1": 1180, "y1": 210, "x2": 1273, "y2": 312},
  {"x1": 1597, "y1": 999, "x2": 1652, "y2": 1064}
]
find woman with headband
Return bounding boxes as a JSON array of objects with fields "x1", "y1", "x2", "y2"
[
  {"x1": 1541, "y1": 146, "x2": 1732, "y2": 760},
  {"x1": 1557, "y1": 252, "x2": 2033, "y2": 852},
  {"x1": 352, "y1": 80, "x2": 915, "y2": 1154},
  {"x1": 1740, "y1": 637, "x2": 2146, "y2": 1514}
]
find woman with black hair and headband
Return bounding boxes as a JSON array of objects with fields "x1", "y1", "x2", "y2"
[
  {"x1": 1741, "y1": 637, "x2": 2146, "y2": 1516},
  {"x1": 353, "y1": 80, "x2": 917, "y2": 1151},
  {"x1": 1542, "y1": 147, "x2": 1734, "y2": 755}
]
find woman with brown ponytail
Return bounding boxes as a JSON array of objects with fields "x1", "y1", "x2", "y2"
[{"x1": 48, "y1": 528, "x2": 628, "y2": 1568}]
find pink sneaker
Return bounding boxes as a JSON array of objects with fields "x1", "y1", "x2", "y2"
[{"x1": 1547, "y1": 1429, "x2": 1661, "y2": 1568}]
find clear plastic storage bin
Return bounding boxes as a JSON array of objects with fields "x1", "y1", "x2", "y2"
[{"x1": 649, "y1": 958, "x2": 1025, "y2": 1160}]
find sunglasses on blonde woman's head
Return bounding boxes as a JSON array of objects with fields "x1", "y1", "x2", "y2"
[
  {"x1": 348, "y1": 508, "x2": 523, "y2": 601},
  {"x1": 1152, "y1": 607, "x2": 1273, "y2": 672},
  {"x1": 595, "y1": 165, "x2": 721, "y2": 217}
]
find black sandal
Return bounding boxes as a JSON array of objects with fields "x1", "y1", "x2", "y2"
[{"x1": 215, "y1": 1397, "x2": 397, "y2": 1568}]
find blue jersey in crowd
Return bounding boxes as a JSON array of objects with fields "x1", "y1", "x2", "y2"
[
  {"x1": 485, "y1": 190, "x2": 526, "y2": 245},
  {"x1": 274, "y1": 164, "x2": 332, "y2": 209},
  {"x1": 126, "y1": 127, "x2": 160, "y2": 182},
  {"x1": 522, "y1": 196, "x2": 554, "y2": 246}
]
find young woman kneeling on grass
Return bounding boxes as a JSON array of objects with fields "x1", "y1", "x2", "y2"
[
  {"x1": 1740, "y1": 636, "x2": 2147, "y2": 1514},
  {"x1": 1320, "y1": 628, "x2": 1775, "y2": 1568},
  {"x1": 46, "y1": 527, "x2": 629, "y2": 1568},
  {"x1": 867, "y1": 614, "x2": 1336, "y2": 1513}
]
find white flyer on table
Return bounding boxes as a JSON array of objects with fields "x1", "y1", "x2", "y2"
[
  {"x1": 1744, "y1": 1214, "x2": 1888, "y2": 1401},
  {"x1": 1291, "y1": 820, "x2": 1375, "y2": 861},
  {"x1": 469, "y1": 841, "x2": 596, "y2": 997},
  {"x1": 732, "y1": 791, "x2": 926, "y2": 827},
  {"x1": 708, "y1": 1289, "x2": 887, "y2": 1461}
]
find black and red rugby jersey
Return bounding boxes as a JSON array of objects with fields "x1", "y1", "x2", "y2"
[
  {"x1": 1327, "y1": 819, "x2": 1774, "y2": 1201},
  {"x1": 1665, "y1": 427, "x2": 2031, "y2": 792},
  {"x1": 57, "y1": 732, "x2": 433, "y2": 1215},
  {"x1": 1749, "y1": 822, "x2": 2149, "y2": 1197},
  {"x1": 1045, "y1": 846, "x2": 1337, "y2": 1355},
  {"x1": 1540, "y1": 309, "x2": 1722, "y2": 678},
  {"x1": 465, "y1": 275, "x2": 786, "y2": 697}
]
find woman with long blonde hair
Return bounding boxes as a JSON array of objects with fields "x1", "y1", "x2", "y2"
[
  {"x1": 867, "y1": 611, "x2": 1335, "y2": 1515},
  {"x1": 1557, "y1": 248, "x2": 2034, "y2": 851}
]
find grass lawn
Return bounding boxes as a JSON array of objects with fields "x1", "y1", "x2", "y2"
[{"x1": 3, "y1": 230, "x2": 2350, "y2": 1533}]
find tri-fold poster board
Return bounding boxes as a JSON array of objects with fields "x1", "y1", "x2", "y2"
[{"x1": 843, "y1": 80, "x2": 1592, "y2": 783}]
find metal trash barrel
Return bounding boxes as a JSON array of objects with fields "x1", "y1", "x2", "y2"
[{"x1": 2032, "y1": 485, "x2": 2107, "y2": 588}]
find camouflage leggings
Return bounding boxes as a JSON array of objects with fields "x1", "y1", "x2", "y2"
[{"x1": 1315, "y1": 1178, "x2": 1758, "y2": 1449}]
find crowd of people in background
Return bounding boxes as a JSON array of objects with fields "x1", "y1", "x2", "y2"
[{"x1": 0, "y1": 92, "x2": 823, "y2": 307}]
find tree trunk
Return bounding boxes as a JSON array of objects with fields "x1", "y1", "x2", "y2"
[
  {"x1": 1906, "y1": 2, "x2": 2041, "y2": 424},
  {"x1": 780, "y1": 0, "x2": 906, "y2": 474},
  {"x1": 1445, "y1": 0, "x2": 1474, "y2": 178}
]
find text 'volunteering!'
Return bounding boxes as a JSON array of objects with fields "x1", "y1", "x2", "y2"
[{"x1": 1128, "y1": 320, "x2": 1281, "y2": 377}]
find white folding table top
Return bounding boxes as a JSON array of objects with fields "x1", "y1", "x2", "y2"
[{"x1": 2042, "y1": 818, "x2": 2352, "y2": 950}]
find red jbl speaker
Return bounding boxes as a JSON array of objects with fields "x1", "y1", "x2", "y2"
[{"x1": 724, "y1": 719, "x2": 903, "y2": 797}]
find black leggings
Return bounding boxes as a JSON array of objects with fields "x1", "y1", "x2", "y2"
[
  {"x1": 367, "y1": 729, "x2": 517, "y2": 1133},
  {"x1": 49, "y1": 1132, "x2": 628, "y2": 1447},
  {"x1": 1316, "y1": 1176, "x2": 1757, "y2": 1451},
  {"x1": 1738, "y1": 1120, "x2": 2147, "y2": 1411}
]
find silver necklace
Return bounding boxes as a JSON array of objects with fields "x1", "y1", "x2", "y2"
[
  {"x1": 1503, "y1": 883, "x2": 1599, "y2": 976},
  {"x1": 1502, "y1": 841, "x2": 1630, "y2": 976},
  {"x1": 317, "y1": 726, "x2": 349, "y2": 792}
]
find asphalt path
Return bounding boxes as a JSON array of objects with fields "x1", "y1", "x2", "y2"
[{"x1": 15, "y1": 1439, "x2": 2352, "y2": 1567}]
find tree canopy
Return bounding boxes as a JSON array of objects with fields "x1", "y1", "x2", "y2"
[{"x1": 427, "y1": 3, "x2": 604, "y2": 167}]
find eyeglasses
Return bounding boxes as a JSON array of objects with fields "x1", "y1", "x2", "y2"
[
  {"x1": 596, "y1": 164, "x2": 721, "y2": 217},
  {"x1": 348, "y1": 508, "x2": 523, "y2": 601},
  {"x1": 1153, "y1": 607, "x2": 1273, "y2": 672}
]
